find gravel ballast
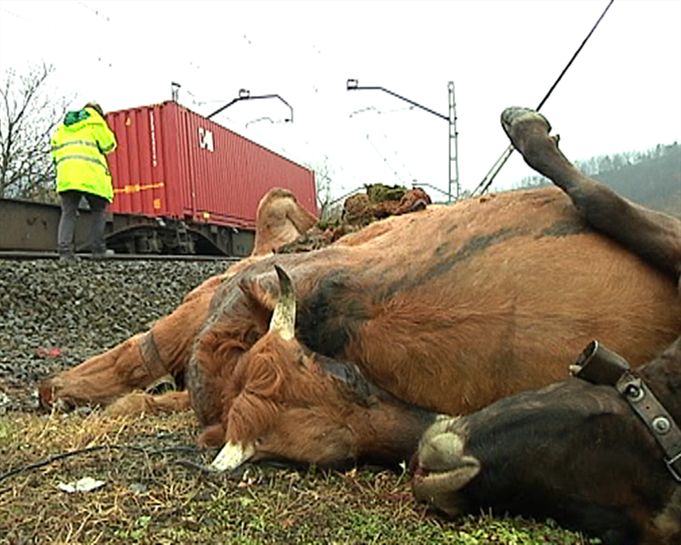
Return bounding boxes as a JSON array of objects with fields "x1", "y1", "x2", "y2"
[{"x1": 0, "y1": 258, "x2": 231, "y2": 412}]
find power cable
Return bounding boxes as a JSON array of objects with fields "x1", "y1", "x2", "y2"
[
  {"x1": 380, "y1": 132, "x2": 417, "y2": 183},
  {"x1": 364, "y1": 133, "x2": 406, "y2": 184},
  {"x1": 75, "y1": 0, "x2": 111, "y2": 22},
  {"x1": 472, "y1": 0, "x2": 615, "y2": 197}
]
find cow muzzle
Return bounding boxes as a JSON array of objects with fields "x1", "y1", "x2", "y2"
[
  {"x1": 38, "y1": 380, "x2": 74, "y2": 411},
  {"x1": 411, "y1": 419, "x2": 481, "y2": 516}
]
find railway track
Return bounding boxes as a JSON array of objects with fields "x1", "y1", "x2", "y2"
[
  {"x1": 0, "y1": 250, "x2": 242, "y2": 263},
  {"x1": 0, "y1": 198, "x2": 254, "y2": 258}
]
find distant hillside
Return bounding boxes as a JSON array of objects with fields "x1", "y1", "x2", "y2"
[{"x1": 513, "y1": 143, "x2": 681, "y2": 218}]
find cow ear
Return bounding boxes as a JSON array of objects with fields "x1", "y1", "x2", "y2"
[{"x1": 239, "y1": 275, "x2": 276, "y2": 334}]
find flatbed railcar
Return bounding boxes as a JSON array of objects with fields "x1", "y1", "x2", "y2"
[
  {"x1": 0, "y1": 197, "x2": 254, "y2": 256},
  {"x1": 0, "y1": 101, "x2": 317, "y2": 256}
]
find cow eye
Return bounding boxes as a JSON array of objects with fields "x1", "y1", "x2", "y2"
[{"x1": 245, "y1": 327, "x2": 262, "y2": 346}]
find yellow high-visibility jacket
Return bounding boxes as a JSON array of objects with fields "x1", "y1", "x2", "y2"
[{"x1": 51, "y1": 106, "x2": 118, "y2": 202}]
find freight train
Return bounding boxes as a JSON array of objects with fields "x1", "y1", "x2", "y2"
[{"x1": 0, "y1": 101, "x2": 317, "y2": 257}]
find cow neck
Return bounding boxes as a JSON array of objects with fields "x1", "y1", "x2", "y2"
[
  {"x1": 575, "y1": 339, "x2": 681, "y2": 482},
  {"x1": 316, "y1": 355, "x2": 439, "y2": 465},
  {"x1": 353, "y1": 396, "x2": 439, "y2": 466},
  {"x1": 139, "y1": 330, "x2": 168, "y2": 378}
]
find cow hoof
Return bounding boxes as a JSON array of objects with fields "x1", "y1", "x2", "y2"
[
  {"x1": 410, "y1": 199, "x2": 428, "y2": 212},
  {"x1": 38, "y1": 383, "x2": 75, "y2": 412},
  {"x1": 500, "y1": 107, "x2": 552, "y2": 146}
]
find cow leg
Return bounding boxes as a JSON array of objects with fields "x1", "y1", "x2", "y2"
[
  {"x1": 38, "y1": 333, "x2": 158, "y2": 410},
  {"x1": 501, "y1": 107, "x2": 681, "y2": 283},
  {"x1": 39, "y1": 281, "x2": 217, "y2": 410},
  {"x1": 104, "y1": 391, "x2": 191, "y2": 416}
]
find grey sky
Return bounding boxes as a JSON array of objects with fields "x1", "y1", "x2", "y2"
[{"x1": 1, "y1": 0, "x2": 680, "y2": 201}]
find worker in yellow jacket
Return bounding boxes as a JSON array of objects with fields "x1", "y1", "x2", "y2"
[{"x1": 51, "y1": 102, "x2": 117, "y2": 260}]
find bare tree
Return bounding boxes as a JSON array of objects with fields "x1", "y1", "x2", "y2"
[
  {"x1": 0, "y1": 63, "x2": 70, "y2": 201},
  {"x1": 305, "y1": 155, "x2": 341, "y2": 223},
  {"x1": 312, "y1": 156, "x2": 333, "y2": 216}
]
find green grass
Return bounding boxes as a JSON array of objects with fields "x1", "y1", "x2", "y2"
[{"x1": 0, "y1": 412, "x2": 593, "y2": 545}]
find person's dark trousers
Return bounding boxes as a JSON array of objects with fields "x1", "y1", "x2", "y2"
[{"x1": 57, "y1": 190, "x2": 109, "y2": 257}]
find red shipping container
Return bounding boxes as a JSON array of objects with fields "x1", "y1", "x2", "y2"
[{"x1": 105, "y1": 101, "x2": 317, "y2": 230}]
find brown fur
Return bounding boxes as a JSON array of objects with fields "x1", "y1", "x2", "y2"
[
  {"x1": 410, "y1": 107, "x2": 681, "y2": 545},
  {"x1": 105, "y1": 391, "x2": 191, "y2": 416},
  {"x1": 38, "y1": 188, "x2": 318, "y2": 412},
  {"x1": 188, "y1": 181, "x2": 680, "y2": 467},
  {"x1": 252, "y1": 188, "x2": 318, "y2": 255},
  {"x1": 200, "y1": 333, "x2": 434, "y2": 465}
]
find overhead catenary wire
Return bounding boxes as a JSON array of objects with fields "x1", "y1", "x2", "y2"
[
  {"x1": 364, "y1": 133, "x2": 405, "y2": 184},
  {"x1": 379, "y1": 132, "x2": 417, "y2": 184},
  {"x1": 75, "y1": 0, "x2": 111, "y2": 22},
  {"x1": 472, "y1": 0, "x2": 616, "y2": 197},
  {"x1": 348, "y1": 105, "x2": 421, "y2": 187}
]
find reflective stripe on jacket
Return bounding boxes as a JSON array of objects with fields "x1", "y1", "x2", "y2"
[{"x1": 51, "y1": 107, "x2": 118, "y2": 202}]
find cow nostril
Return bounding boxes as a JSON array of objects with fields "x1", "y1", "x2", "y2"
[{"x1": 413, "y1": 465, "x2": 428, "y2": 478}]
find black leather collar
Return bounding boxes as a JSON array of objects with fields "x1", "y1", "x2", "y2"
[{"x1": 573, "y1": 340, "x2": 681, "y2": 483}]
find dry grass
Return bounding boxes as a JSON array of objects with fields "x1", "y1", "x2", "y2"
[{"x1": 0, "y1": 410, "x2": 593, "y2": 545}]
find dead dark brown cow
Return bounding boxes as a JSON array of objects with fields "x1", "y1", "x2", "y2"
[
  {"x1": 411, "y1": 108, "x2": 681, "y2": 545},
  {"x1": 185, "y1": 110, "x2": 681, "y2": 472}
]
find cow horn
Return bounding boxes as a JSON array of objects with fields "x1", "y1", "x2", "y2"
[
  {"x1": 269, "y1": 265, "x2": 296, "y2": 340},
  {"x1": 211, "y1": 441, "x2": 256, "y2": 472}
]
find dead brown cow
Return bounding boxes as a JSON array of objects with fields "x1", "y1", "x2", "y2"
[
  {"x1": 38, "y1": 188, "x2": 318, "y2": 413},
  {"x1": 184, "y1": 116, "x2": 681, "y2": 472},
  {"x1": 411, "y1": 108, "x2": 681, "y2": 545}
]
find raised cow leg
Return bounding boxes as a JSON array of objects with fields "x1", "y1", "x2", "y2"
[
  {"x1": 412, "y1": 108, "x2": 681, "y2": 544},
  {"x1": 501, "y1": 107, "x2": 681, "y2": 283}
]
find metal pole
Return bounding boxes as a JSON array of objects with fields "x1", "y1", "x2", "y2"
[
  {"x1": 207, "y1": 93, "x2": 293, "y2": 122},
  {"x1": 448, "y1": 84, "x2": 452, "y2": 203},
  {"x1": 447, "y1": 81, "x2": 459, "y2": 202}
]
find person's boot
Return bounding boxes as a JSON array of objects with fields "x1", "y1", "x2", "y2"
[
  {"x1": 91, "y1": 248, "x2": 115, "y2": 260},
  {"x1": 58, "y1": 241, "x2": 79, "y2": 262},
  {"x1": 58, "y1": 253, "x2": 79, "y2": 263}
]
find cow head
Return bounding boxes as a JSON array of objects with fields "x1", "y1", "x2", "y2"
[
  {"x1": 252, "y1": 188, "x2": 318, "y2": 255},
  {"x1": 202, "y1": 265, "x2": 438, "y2": 472},
  {"x1": 411, "y1": 339, "x2": 681, "y2": 544},
  {"x1": 38, "y1": 333, "x2": 153, "y2": 410},
  {"x1": 37, "y1": 187, "x2": 316, "y2": 413}
]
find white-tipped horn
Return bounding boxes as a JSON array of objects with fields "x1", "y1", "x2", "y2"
[
  {"x1": 269, "y1": 265, "x2": 296, "y2": 340},
  {"x1": 211, "y1": 441, "x2": 255, "y2": 472}
]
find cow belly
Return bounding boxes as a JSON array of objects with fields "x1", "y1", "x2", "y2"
[{"x1": 335, "y1": 200, "x2": 680, "y2": 416}]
